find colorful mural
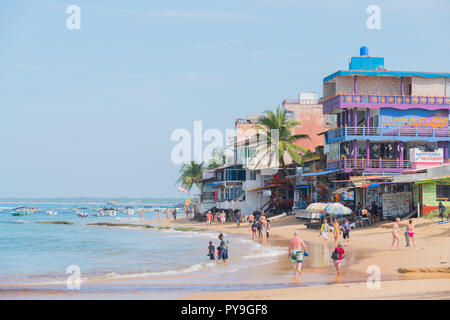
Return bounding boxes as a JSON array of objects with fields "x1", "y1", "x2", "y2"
[{"x1": 380, "y1": 108, "x2": 449, "y2": 128}]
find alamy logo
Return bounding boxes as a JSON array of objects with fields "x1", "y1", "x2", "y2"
[
  {"x1": 66, "y1": 5, "x2": 81, "y2": 30},
  {"x1": 66, "y1": 265, "x2": 81, "y2": 290},
  {"x1": 366, "y1": 5, "x2": 381, "y2": 30},
  {"x1": 366, "y1": 265, "x2": 381, "y2": 290}
]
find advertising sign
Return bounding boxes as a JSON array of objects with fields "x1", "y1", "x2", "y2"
[
  {"x1": 410, "y1": 148, "x2": 444, "y2": 163},
  {"x1": 380, "y1": 108, "x2": 448, "y2": 128}
]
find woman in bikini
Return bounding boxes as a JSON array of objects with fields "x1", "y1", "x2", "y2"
[
  {"x1": 407, "y1": 219, "x2": 416, "y2": 249},
  {"x1": 391, "y1": 217, "x2": 401, "y2": 250},
  {"x1": 333, "y1": 219, "x2": 340, "y2": 245}
]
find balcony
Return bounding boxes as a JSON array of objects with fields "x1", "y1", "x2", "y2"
[
  {"x1": 328, "y1": 158, "x2": 411, "y2": 173},
  {"x1": 323, "y1": 94, "x2": 450, "y2": 114},
  {"x1": 327, "y1": 126, "x2": 450, "y2": 143}
]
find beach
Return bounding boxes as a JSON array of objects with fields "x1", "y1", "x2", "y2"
[
  {"x1": 152, "y1": 215, "x2": 450, "y2": 300},
  {"x1": 1, "y1": 206, "x2": 449, "y2": 300}
]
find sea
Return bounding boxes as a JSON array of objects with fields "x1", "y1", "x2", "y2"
[{"x1": 0, "y1": 202, "x2": 289, "y2": 297}]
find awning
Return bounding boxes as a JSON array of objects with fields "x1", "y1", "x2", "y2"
[
  {"x1": 301, "y1": 169, "x2": 341, "y2": 177},
  {"x1": 247, "y1": 184, "x2": 278, "y2": 192},
  {"x1": 205, "y1": 182, "x2": 223, "y2": 187}
]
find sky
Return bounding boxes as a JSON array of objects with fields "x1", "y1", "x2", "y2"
[{"x1": 0, "y1": 0, "x2": 449, "y2": 198}]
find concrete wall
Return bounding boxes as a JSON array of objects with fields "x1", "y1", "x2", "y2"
[
  {"x1": 284, "y1": 103, "x2": 328, "y2": 152},
  {"x1": 411, "y1": 77, "x2": 448, "y2": 96}
]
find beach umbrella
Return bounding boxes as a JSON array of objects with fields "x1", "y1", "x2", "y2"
[
  {"x1": 324, "y1": 203, "x2": 352, "y2": 216},
  {"x1": 305, "y1": 203, "x2": 330, "y2": 212}
]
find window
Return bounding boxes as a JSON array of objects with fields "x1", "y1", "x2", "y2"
[
  {"x1": 249, "y1": 171, "x2": 256, "y2": 180},
  {"x1": 436, "y1": 184, "x2": 450, "y2": 201}
]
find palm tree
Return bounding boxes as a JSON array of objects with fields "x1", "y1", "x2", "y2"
[
  {"x1": 251, "y1": 106, "x2": 311, "y2": 177},
  {"x1": 176, "y1": 161, "x2": 204, "y2": 192},
  {"x1": 206, "y1": 147, "x2": 225, "y2": 170}
]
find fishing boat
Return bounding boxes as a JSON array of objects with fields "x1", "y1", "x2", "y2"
[
  {"x1": 46, "y1": 210, "x2": 58, "y2": 215},
  {"x1": 77, "y1": 212, "x2": 88, "y2": 217}
]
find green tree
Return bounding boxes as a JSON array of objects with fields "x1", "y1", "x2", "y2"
[
  {"x1": 252, "y1": 106, "x2": 311, "y2": 177},
  {"x1": 176, "y1": 161, "x2": 204, "y2": 191}
]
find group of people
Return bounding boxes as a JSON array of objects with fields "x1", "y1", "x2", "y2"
[
  {"x1": 248, "y1": 212, "x2": 271, "y2": 239},
  {"x1": 391, "y1": 217, "x2": 417, "y2": 250},
  {"x1": 205, "y1": 210, "x2": 227, "y2": 226},
  {"x1": 207, "y1": 233, "x2": 229, "y2": 263},
  {"x1": 319, "y1": 218, "x2": 351, "y2": 245}
]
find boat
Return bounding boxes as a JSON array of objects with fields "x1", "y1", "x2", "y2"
[
  {"x1": 46, "y1": 210, "x2": 58, "y2": 215},
  {"x1": 77, "y1": 212, "x2": 88, "y2": 217},
  {"x1": 125, "y1": 208, "x2": 135, "y2": 215}
]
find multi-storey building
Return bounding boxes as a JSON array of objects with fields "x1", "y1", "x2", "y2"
[{"x1": 323, "y1": 47, "x2": 450, "y2": 176}]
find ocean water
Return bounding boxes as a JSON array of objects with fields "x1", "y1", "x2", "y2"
[{"x1": 0, "y1": 203, "x2": 286, "y2": 291}]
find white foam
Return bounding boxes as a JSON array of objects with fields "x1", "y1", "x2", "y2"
[{"x1": 242, "y1": 247, "x2": 285, "y2": 260}]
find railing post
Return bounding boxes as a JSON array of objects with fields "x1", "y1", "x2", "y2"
[{"x1": 397, "y1": 157, "x2": 399, "y2": 169}]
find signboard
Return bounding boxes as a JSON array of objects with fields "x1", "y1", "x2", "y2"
[
  {"x1": 263, "y1": 190, "x2": 272, "y2": 196},
  {"x1": 380, "y1": 108, "x2": 448, "y2": 128},
  {"x1": 410, "y1": 148, "x2": 444, "y2": 163}
]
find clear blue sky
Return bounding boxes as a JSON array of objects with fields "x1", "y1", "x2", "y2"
[{"x1": 0, "y1": 0, "x2": 449, "y2": 198}]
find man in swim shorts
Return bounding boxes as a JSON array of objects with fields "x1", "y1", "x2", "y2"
[{"x1": 288, "y1": 231, "x2": 307, "y2": 280}]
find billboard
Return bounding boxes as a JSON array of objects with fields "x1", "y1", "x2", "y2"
[
  {"x1": 380, "y1": 108, "x2": 448, "y2": 128},
  {"x1": 410, "y1": 148, "x2": 444, "y2": 163}
]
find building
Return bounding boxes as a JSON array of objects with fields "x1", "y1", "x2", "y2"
[{"x1": 323, "y1": 47, "x2": 450, "y2": 177}]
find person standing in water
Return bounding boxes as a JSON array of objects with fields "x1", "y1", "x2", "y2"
[
  {"x1": 332, "y1": 242, "x2": 345, "y2": 277},
  {"x1": 407, "y1": 219, "x2": 416, "y2": 249},
  {"x1": 265, "y1": 220, "x2": 271, "y2": 239},
  {"x1": 218, "y1": 234, "x2": 228, "y2": 264},
  {"x1": 319, "y1": 219, "x2": 329, "y2": 245},
  {"x1": 288, "y1": 231, "x2": 307, "y2": 280},
  {"x1": 207, "y1": 241, "x2": 215, "y2": 261},
  {"x1": 391, "y1": 217, "x2": 402, "y2": 250},
  {"x1": 248, "y1": 212, "x2": 255, "y2": 231},
  {"x1": 157, "y1": 210, "x2": 161, "y2": 221}
]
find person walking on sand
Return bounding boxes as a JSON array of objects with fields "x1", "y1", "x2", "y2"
[
  {"x1": 407, "y1": 219, "x2": 416, "y2": 249},
  {"x1": 332, "y1": 242, "x2": 345, "y2": 277},
  {"x1": 220, "y1": 210, "x2": 226, "y2": 225},
  {"x1": 288, "y1": 231, "x2": 307, "y2": 280},
  {"x1": 206, "y1": 211, "x2": 212, "y2": 226},
  {"x1": 438, "y1": 202, "x2": 446, "y2": 222},
  {"x1": 157, "y1": 209, "x2": 161, "y2": 221},
  {"x1": 333, "y1": 219, "x2": 340, "y2": 245},
  {"x1": 213, "y1": 211, "x2": 218, "y2": 227},
  {"x1": 342, "y1": 220, "x2": 350, "y2": 243},
  {"x1": 139, "y1": 209, "x2": 143, "y2": 219},
  {"x1": 165, "y1": 208, "x2": 170, "y2": 220},
  {"x1": 391, "y1": 217, "x2": 402, "y2": 250},
  {"x1": 319, "y1": 219, "x2": 329, "y2": 245}
]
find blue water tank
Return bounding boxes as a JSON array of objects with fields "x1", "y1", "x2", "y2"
[{"x1": 360, "y1": 46, "x2": 369, "y2": 56}]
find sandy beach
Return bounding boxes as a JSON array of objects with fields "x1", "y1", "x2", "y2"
[{"x1": 149, "y1": 215, "x2": 450, "y2": 300}]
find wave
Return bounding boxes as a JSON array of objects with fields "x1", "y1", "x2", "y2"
[{"x1": 242, "y1": 247, "x2": 285, "y2": 260}]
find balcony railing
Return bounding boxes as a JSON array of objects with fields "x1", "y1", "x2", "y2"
[
  {"x1": 328, "y1": 158, "x2": 411, "y2": 171},
  {"x1": 327, "y1": 126, "x2": 450, "y2": 143},
  {"x1": 323, "y1": 94, "x2": 450, "y2": 113}
]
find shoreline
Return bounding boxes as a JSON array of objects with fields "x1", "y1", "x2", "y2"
[
  {"x1": 149, "y1": 215, "x2": 450, "y2": 299},
  {"x1": 1, "y1": 214, "x2": 449, "y2": 299}
]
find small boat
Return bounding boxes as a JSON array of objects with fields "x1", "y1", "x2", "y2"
[
  {"x1": 78, "y1": 212, "x2": 88, "y2": 217},
  {"x1": 12, "y1": 212, "x2": 29, "y2": 216},
  {"x1": 46, "y1": 211, "x2": 58, "y2": 215},
  {"x1": 125, "y1": 208, "x2": 135, "y2": 216}
]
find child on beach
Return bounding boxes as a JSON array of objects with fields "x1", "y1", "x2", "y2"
[
  {"x1": 206, "y1": 211, "x2": 212, "y2": 225},
  {"x1": 251, "y1": 220, "x2": 257, "y2": 239},
  {"x1": 207, "y1": 241, "x2": 215, "y2": 260},
  {"x1": 256, "y1": 219, "x2": 263, "y2": 239},
  {"x1": 220, "y1": 211, "x2": 226, "y2": 224}
]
